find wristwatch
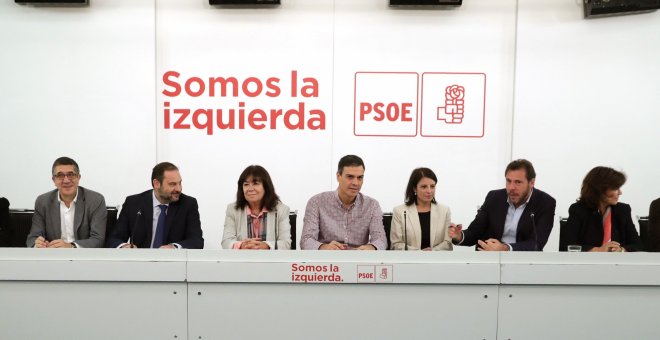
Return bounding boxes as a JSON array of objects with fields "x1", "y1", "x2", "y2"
[{"x1": 71, "y1": 242, "x2": 78, "y2": 248}]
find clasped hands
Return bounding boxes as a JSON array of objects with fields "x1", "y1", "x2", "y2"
[
  {"x1": 591, "y1": 241, "x2": 624, "y2": 252},
  {"x1": 240, "y1": 238, "x2": 270, "y2": 250},
  {"x1": 119, "y1": 243, "x2": 176, "y2": 249},
  {"x1": 34, "y1": 236, "x2": 74, "y2": 248},
  {"x1": 319, "y1": 240, "x2": 375, "y2": 250}
]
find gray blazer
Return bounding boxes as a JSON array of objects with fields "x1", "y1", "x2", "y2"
[
  {"x1": 221, "y1": 202, "x2": 292, "y2": 250},
  {"x1": 26, "y1": 187, "x2": 107, "y2": 248},
  {"x1": 390, "y1": 202, "x2": 453, "y2": 251}
]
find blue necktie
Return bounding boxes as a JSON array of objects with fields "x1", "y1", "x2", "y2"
[{"x1": 153, "y1": 204, "x2": 168, "y2": 248}]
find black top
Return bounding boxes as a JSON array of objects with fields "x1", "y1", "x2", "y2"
[{"x1": 418, "y1": 211, "x2": 431, "y2": 250}]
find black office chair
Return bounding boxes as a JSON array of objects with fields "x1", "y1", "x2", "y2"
[
  {"x1": 9, "y1": 207, "x2": 118, "y2": 247},
  {"x1": 9, "y1": 209, "x2": 34, "y2": 247},
  {"x1": 289, "y1": 211, "x2": 297, "y2": 250},
  {"x1": 383, "y1": 212, "x2": 393, "y2": 250},
  {"x1": 105, "y1": 206, "x2": 119, "y2": 243},
  {"x1": 558, "y1": 216, "x2": 569, "y2": 251},
  {"x1": 0, "y1": 197, "x2": 12, "y2": 247},
  {"x1": 638, "y1": 216, "x2": 651, "y2": 252}
]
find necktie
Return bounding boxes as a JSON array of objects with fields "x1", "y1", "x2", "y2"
[{"x1": 153, "y1": 204, "x2": 168, "y2": 248}]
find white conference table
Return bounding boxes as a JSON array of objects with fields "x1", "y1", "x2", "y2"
[{"x1": 1, "y1": 249, "x2": 659, "y2": 340}]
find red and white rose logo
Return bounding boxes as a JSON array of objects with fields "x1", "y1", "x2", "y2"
[{"x1": 437, "y1": 84, "x2": 465, "y2": 124}]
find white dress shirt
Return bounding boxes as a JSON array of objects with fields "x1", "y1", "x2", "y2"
[{"x1": 58, "y1": 188, "x2": 79, "y2": 247}]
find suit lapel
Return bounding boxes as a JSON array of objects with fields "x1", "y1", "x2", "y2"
[
  {"x1": 49, "y1": 190, "x2": 62, "y2": 240},
  {"x1": 239, "y1": 208, "x2": 248, "y2": 240},
  {"x1": 610, "y1": 205, "x2": 621, "y2": 241},
  {"x1": 515, "y1": 190, "x2": 535, "y2": 240},
  {"x1": 430, "y1": 204, "x2": 441, "y2": 248},
  {"x1": 496, "y1": 190, "x2": 509, "y2": 239},
  {"x1": 143, "y1": 192, "x2": 155, "y2": 247},
  {"x1": 165, "y1": 200, "x2": 180, "y2": 243},
  {"x1": 408, "y1": 204, "x2": 421, "y2": 249},
  {"x1": 73, "y1": 187, "x2": 85, "y2": 236},
  {"x1": 265, "y1": 210, "x2": 274, "y2": 242}
]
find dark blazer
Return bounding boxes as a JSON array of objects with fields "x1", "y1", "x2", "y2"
[
  {"x1": 26, "y1": 187, "x2": 107, "y2": 248},
  {"x1": 564, "y1": 201, "x2": 642, "y2": 252},
  {"x1": 649, "y1": 198, "x2": 660, "y2": 252},
  {"x1": 462, "y1": 188, "x2": 556, "y2": 251},
  {"x1": 106, "y1": 190, "x2": 204, "y2": 249}
]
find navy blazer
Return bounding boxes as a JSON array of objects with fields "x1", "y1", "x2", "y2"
[
  {"x1": 107, "y1": 190, "x2": 204, "y2": 249},
  {"x1": 462, "y1": 188, "x2": 556, "y2": 251},
  {"x1": 564, "y1": 201, "x2": 641, "y2": 252}
]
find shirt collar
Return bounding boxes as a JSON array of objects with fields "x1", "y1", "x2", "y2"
[
  {"x1": 334, "y1": 190, "x2": 362, "y2": 209},
  {"x1": 152, "y1": 190, "x2": 169, "y2": 208},
  {"x1": 246, "y1": 205, "x2": 268, "y2": 218},
  {"x1": 507, "y1": 188, "x2": 533, "y2": 208},
  {"x1": 58, "y1": 188, "x2": 79, "y2": 204}
]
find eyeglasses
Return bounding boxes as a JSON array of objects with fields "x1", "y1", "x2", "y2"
[{"x1": 53, "y1": 172, "x2": 79, "y2": 180}]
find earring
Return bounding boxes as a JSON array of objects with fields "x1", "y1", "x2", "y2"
[{"x1": 414, "y1": 192, "x2": 417, "y2": 195}]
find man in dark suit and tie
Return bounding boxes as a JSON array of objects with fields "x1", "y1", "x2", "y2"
[
  {"x1": 449, "y1": 159, "x2": 556, "y2": 251},
  {"x1": 26, "y1": 157, "x2": 107, "y2": 248},
  {"x1": 107, "y1": 162, "x2": 203, "y2": 249}
]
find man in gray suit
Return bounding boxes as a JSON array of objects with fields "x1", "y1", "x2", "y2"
[{"x1": 26, "y1": 157, "x2": 107, "y2": 248}]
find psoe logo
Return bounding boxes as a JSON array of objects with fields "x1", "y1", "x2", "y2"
[
  {"x1": 421, "y1": 72, "x2": 486, "y2": 138},
  {"x1": 438, "y1": 85, "x2": 465, "y2": 124},
  {"x1": 353, "y1": 71, "x2": 486, "y2": 138},
  {"x1": 354, "y1": 72, "x2": 419, "y2": 137}
]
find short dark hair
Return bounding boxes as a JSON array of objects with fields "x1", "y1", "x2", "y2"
[
  {"x1": 235, "y1": 165, "x2": 280, "y2": 211},
  {"x1": 151, "y1": 162, "x2": 179, "y2": 186},
  {"x1": 505, "y1": 159, "x2": 536, "y2": 181},
  {"x1": 404, "y1": 167, "x2": 438, "y2": 206},
  {"x1": 579, "y1": 166, "x2": 626, "y2": 209},
  {"x1": 337, "y1": 155, "x2": 365, "y2": 174},
  {"x1": 52, "y1": 157, "x2": 80, "y2": 175}
]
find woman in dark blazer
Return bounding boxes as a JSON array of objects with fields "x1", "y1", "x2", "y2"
[{"x1": 565, "y1": 166, "x2": 641, "y2": 252}]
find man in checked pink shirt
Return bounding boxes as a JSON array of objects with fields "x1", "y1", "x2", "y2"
[{"x1": 300, "y1": 155, "x2": 387, "y2": 250}]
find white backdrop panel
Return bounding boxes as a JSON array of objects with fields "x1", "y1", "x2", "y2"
[
  {"x1": 514, "y1": 0, "x2": 660, "y2": 251},
  {"x1": 0, "y1": 0, "x2": 157, "y2": 209},
  {"x1": 333, "y1": 0, "x2": 517, "y2": 250},
  {"x1": 156, "y1": 0, "x2": 334, "y2": 249}
]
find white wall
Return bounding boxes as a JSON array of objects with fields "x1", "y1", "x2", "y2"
[
  {"x1": 0, "y1": 0, "x2": 157, "y2": 208},
  {"x1": 0, "y1": 0, "x2": 658, "y2": 250},
  {"x1": 514, "y1": 0, "x2": 660, "y2": 249},
  {"x1": 155, "y1": 0, "x2": 335, "y2": 248}
]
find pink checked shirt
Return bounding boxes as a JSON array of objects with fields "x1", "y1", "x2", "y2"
[{"x1": 300, "y1": 190, "x2": 386, "y2": 250}]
